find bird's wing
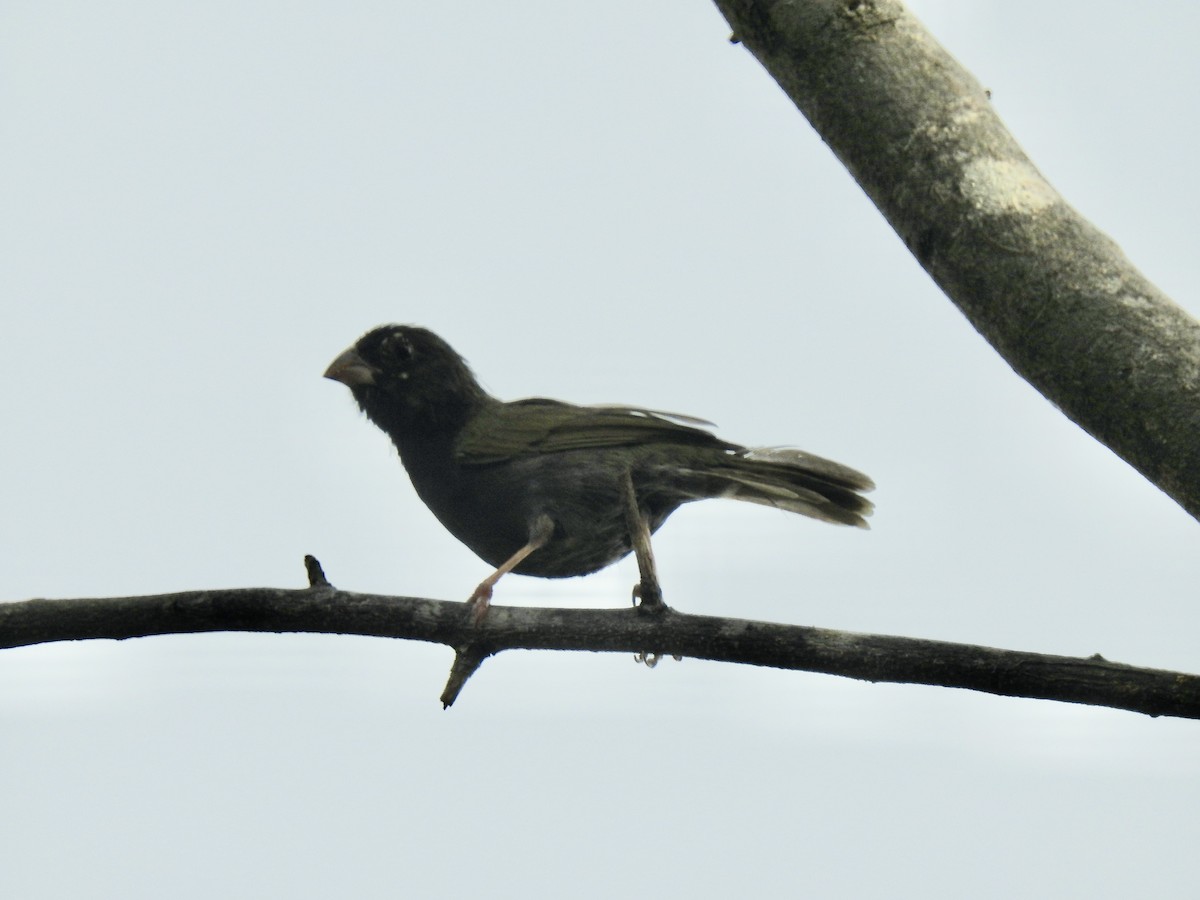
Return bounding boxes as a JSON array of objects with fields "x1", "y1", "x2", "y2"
[{"x1": 455, "y1": 399, "x2": 734, "y2": 465}]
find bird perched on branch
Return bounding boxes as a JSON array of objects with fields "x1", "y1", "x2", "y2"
[{"x1": 325, "y1": 325, "x2": 873, "y2": 621}]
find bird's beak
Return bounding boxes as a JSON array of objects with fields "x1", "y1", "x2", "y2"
[{"x1": 324, "y1": 347, "x2": 378, "y2": 387}]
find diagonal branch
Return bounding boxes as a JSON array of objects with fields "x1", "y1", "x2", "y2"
[
  {"x1": 713, "y1": 0, "x2": 1200, "y2": 519},
  {"x1": 4, "y1": 574, "x2": 1198, "y2": 716}
]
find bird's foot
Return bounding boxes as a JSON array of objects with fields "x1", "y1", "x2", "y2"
[
  {"x1": 631, "y1": 579, "x2": 665, "y2": 613},
  {"x1": 631, "y1": 579, "x2": 676, "y2": 666},
  {"x1": 466, "y1": 583, "x2": 493, "y2": 625}
]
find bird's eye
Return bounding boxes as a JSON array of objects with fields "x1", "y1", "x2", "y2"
[{"x1": 382, "y1": 332, "x2": 414, "y2": 364}]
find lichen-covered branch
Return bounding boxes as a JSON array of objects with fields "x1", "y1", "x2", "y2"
[{"x1": 715, "y1": 0, "x2": 1200, "y2": 519}]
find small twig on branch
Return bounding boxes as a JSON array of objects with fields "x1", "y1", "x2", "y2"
[
  {"x1": 304, "y1": 554, "x2": 332, "y2": 588},
  {"x1": 441, "y1": 645, "x2": 491, "y2": 709},
  {"x1": 2, "y1": 557, "x2": 1198, "y2": 715}
]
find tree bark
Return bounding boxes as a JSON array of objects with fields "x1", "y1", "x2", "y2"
[{"x1": 713, "y1": 0, "x2": 1200, "y2": 519}]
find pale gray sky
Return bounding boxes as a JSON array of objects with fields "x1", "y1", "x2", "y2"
[{"x1": 3, "y1": 2, "x2": 1198, "y2": 897}]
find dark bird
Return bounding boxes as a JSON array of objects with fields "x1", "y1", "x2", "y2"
[{"x1": 324, "y1": 325, "x2": 873, "y2": 620}]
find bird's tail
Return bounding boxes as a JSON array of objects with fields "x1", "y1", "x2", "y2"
[{"x1": 678, "y1": 447, "x2": 874, "y2": 528}]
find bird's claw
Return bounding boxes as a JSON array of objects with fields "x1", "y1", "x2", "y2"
[
  {"x1": 466, "y1": 583, "x2": 493, "y2": 625},
  {"x1": 632, "y1": 579, "x2": 674, "y2": 666},
  {"x1": 631, "y1": 579, "x2": 664, "y2": 611},
  {"x1": 634, "y1": 650, "x2": 683, "y2": 667}
]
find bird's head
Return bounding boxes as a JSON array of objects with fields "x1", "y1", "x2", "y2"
[{"x1": 324, "y1": 325, "x2": 490, "y2": 437}]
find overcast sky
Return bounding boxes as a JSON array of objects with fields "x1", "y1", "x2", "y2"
[{"x1": 4, "y1": 2, "x2": 1199, "y2": 897}]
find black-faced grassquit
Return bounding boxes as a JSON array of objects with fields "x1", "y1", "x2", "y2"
[{"x1": 325, "y1": 325, "x2": 873, "y2": 619}]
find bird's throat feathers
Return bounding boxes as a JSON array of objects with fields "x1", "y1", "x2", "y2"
[{"x1": 356, "y1": 382, "x2": 490, "y2": 449}]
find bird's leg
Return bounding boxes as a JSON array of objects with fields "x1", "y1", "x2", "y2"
[
  {"x1": 621, "y1": 470, "x2": 663, "y2": 610},
  {"x1": 466, "y1": 513, "x2": 555, "y2": 624}
]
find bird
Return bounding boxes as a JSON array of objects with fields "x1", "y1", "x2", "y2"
[{"x1": 324, "y1": 325, "x2": 873, "y2": 621}]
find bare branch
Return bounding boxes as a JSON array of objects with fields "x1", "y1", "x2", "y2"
[
  {"x1": 4, "y1": 579, "x2": 1197, "y2": 716},
  {"x1": 713, "y1": 0, "x2": 1200, "y2": 519}
]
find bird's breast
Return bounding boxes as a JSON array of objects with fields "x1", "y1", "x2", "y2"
[{"x1": 402, "y1": 449, "x2": 649, "y2": 578}]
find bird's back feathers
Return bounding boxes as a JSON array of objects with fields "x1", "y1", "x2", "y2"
[
  {"x1": 455, "y1": 400, "x2": 873, "y2": 528},
  {"x1": 455, "y1": 399, "x2": 735, "y2": 463}
]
